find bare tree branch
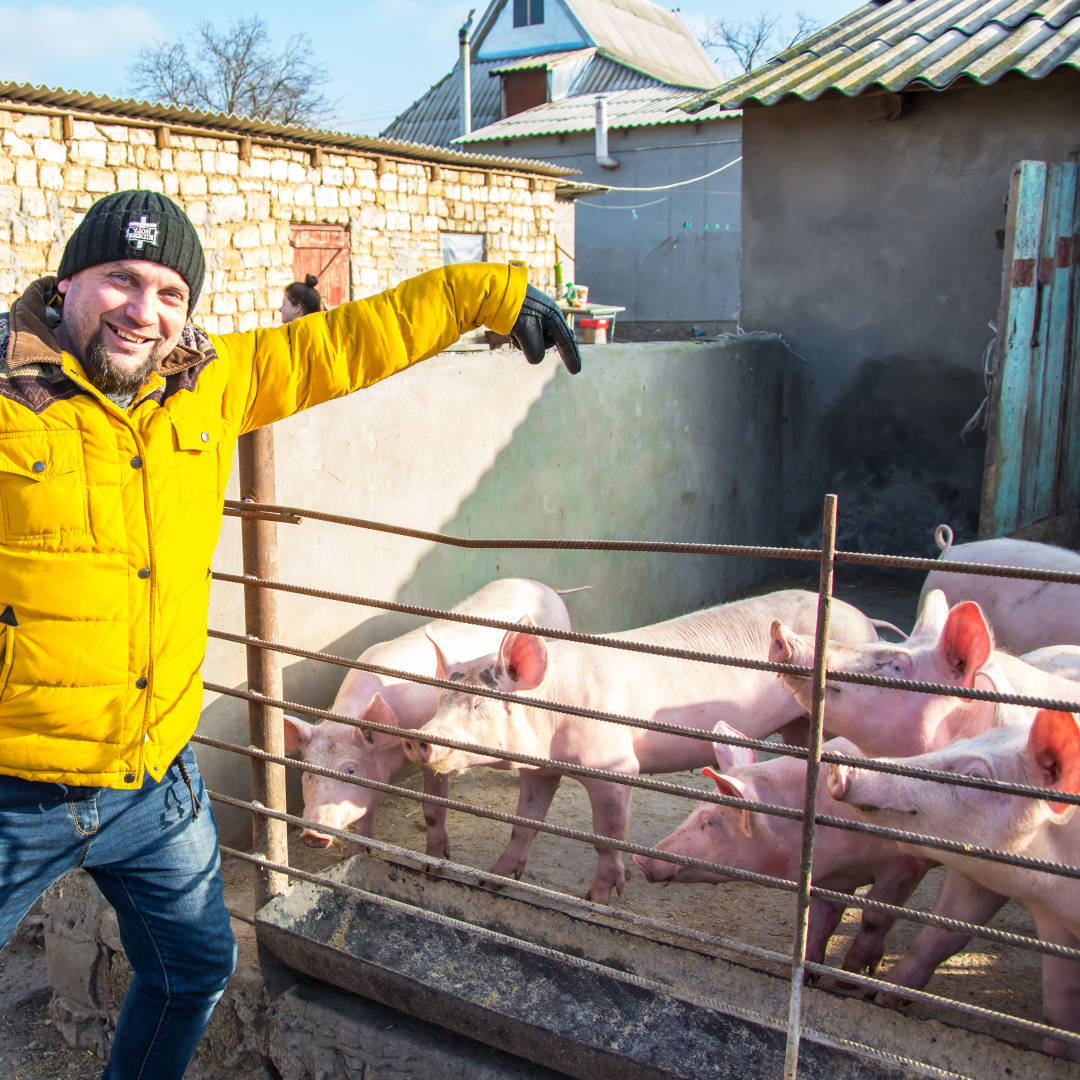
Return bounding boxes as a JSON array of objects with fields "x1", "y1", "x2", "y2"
[
  {"x1": 127, "y1": 15, "x2": 334, "y2": 127},
  {"x1": 700, "y1": 8, "x2": 823, "y2": 74}
]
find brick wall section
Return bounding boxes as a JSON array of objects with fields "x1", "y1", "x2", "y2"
[{"x1": 0, "y1": 107, "x2": 559, "y2": 332}]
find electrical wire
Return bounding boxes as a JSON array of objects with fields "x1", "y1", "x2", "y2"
[{"x1": 591, "y1": 155, "x2": 741, "y2": 193}]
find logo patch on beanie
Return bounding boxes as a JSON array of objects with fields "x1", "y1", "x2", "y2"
[{"x1": 125, "y1": 214, "x2": 159, "y2": 251}]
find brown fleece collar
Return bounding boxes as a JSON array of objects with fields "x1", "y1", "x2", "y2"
[{"x1": 7, "y1": 277, "x2": 209, "y2": 375}]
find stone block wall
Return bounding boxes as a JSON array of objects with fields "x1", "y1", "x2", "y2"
[{"x1": 0, "y1": 105, "x2": 560, "y2": 330}]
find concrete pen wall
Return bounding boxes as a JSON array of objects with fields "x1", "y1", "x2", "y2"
[{"x1": 198, "y1": 336, "x2": 805, "y2": 844}]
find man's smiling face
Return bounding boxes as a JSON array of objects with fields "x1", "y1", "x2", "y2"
[{"x1": 55, "y1": 259, "x2": 190, "y2": 396}]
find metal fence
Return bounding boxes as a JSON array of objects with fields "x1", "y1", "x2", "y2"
[{"x1": 202, "y1": 477, "x2": 1080, "y2": 1079}]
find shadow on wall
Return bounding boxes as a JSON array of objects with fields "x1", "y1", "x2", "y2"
[
  {"x1": 207, "y1": 338, "x2": 807, "y2": 842},
  {"x1": 797, "y1": 355, "x2": 986, "y2": 569}
]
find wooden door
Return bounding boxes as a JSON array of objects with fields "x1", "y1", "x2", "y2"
[
  {"x1": 980, "y1": 160, "x2": 1080, "y2": 540},
  {"x1": 289, "y1": 224, "x2": 350, "y2": 308}
]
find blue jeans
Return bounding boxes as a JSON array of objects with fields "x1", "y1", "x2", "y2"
[{"x1": 0, "y1": 744, "x2": 237, "y2": 1080}]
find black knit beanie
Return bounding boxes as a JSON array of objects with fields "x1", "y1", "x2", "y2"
[{"x1": 57, "y1": 191, "x2": 205, "y2": 313}]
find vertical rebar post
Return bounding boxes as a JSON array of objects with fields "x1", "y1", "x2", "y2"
[
  {"x1": 237, "y1": 427, "x2": 289, "y2": 905},
  {"x1": 783, "y1": 493, "x2": 838, "y2": 1080}
]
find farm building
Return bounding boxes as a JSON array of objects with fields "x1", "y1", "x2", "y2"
[
  {"x1": 455, "y1": 88, "x2": 743, "y2": 337},
  {"x1": 684, "y1": 0, "x2": 1080, "y2": 553},
  {"x1": 386, "y1": 0, "x2": 740, "y2": 336}
]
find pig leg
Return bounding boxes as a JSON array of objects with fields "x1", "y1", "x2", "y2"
[
  {"x1": 877, "y1": 869, "x2": 1007, "y2": 1005},
  {"x1": 580, "y1": 777, "x2": 632, "y2": 904},
  {"x1": 1032, "y1": 914, "x2": 1080, "y2": 1061},
  {"x1": 840, "y1": 857, "x2": 932, "y2": 979},
  {"x1": 489, "y1": 772, "x2": 562, "y2": 882},
  {"x1": 806, "y1": 895, "x2": 848, "y2": 970},
  {"x1": 422, "y1": 768, "x2": 451, "y2": 859},
  {"x1": 344, "y1": 810, "x2": 375, "y2": 857}
]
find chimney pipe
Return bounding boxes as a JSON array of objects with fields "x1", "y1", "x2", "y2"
[
  {"x1": 594, "y1": 94, "x2": 618, "y2": 170},
  {"x1": 459, "y1": 9, "x2": 475, "y2": 138}
]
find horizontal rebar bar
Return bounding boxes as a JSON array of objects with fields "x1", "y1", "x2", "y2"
[
  {"x1": 202, "y1": 676, "x2": 1080, "y2": 821},
  {"x1": 218, "y1": 500, "x2": 1080, "y2": 585},
  {"x1": 200, "y1": 755, "x2": 1080, "y2": 964},
  {"x1": 207, "y1": 578, "x2": 1080, "y2": 716}
]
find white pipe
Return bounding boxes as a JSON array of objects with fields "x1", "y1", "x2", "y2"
[
  {"x1": 459, "y1": 8, "x2": 475, "y2": 138},
  {"x1": 594, "y1": 95, "x2": 618, "y2": 170}
]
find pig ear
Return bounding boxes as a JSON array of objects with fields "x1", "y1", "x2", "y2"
[
  {"x1": 711, "y1": 719, "x2": 757, "y2": 770},
  {"x1": 913, "y1": 589, "x2": 950, "y2": 639},
  {"x1": 497, "y1": 629, "x2": 548, "y2": 691},
  {"x1": 358, "y1": 693, "x2": 399, "y2": 745},
  {"x1": 938, "y1": 601, "x2": 993, "y2": 688},
  {"x1": 702, "y1": 767, "x2": 752, "y2": 838},
  {"x1": 769, "y1": 620, "x2": 794, "y2": 664},
  {"x1": 1028, "y1": 709, "x2": 1080, "y2": 814},
  {"x1": 427, "y1": 632, "x2": 452, "y2": 680},
  {"x1": 283, "y1": 714, "x2": 314, "y2": 755}
]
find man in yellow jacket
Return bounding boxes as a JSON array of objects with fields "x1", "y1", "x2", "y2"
[{"x1": 0, "y1": 189, "x2": 580, "y2": 1079}]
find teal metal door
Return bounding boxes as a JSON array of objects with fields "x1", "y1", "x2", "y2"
[{"x1": 980, "y1": 159, "x2": 1080, "y2": 540}]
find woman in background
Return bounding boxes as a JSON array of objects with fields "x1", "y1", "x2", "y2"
[{"x1": 280, "y1": 273, "x2": 323, "y2": 323}]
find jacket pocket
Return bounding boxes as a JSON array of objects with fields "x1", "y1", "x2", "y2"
[
  {"x1": 0, "y1": 606, "x2": 16, "y2": 700},
  {"x1": 0, "y1": 430, "x2": 90, "y2": 546},
  {"x1": 169, "y1": 410, "x2": 224, "y2": 507}
]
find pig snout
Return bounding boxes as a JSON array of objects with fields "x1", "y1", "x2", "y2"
[
  {"x1": 402, "y1": 737, "x2": 434, "y2": 764},
  {"x1": 299, "y1": 828, "x2": 334, "y2": 848},
  {"x1": 631, "y1": 853, "x2": 678, "y2": 883}
]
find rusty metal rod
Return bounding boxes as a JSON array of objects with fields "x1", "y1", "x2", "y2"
[
  {"x1": 206, "y1": 781, "x2": 1080, "y2": 965},
  {"x1": 236, "y1": 428, "x2": 288, "y2": 904},
  {"x1": 201, "y1": 679, "x2": 1080, "y2": 827},
  {"x1": 218, "y1": 500, "x2": 1080, "y2": 585},
  {"x1": 785, "y1": 494, "x2": 838, "y2": 1079},
  {"x1": 207, "y1": 580, "x2": 1080, "y2": 711}
]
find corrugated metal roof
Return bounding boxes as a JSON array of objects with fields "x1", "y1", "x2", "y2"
[
  {"x1": 491, "y1": 50, "x2": 594, "y2": 74},
  {"x1": 571, "y1": 53, "x2": 668, "y2": 92},
  {"x1": 0, "y1": 79, "x2": 573, "y2": 175},
  {"x1": 564, "y1": 0, "x2": 722, "y2": 88},
  {"x1": 383, "y1": 51, "x2": 671, "y2": 147},
  {"x1": 686, "y1": 0, "x2": 1080, "y2": 109},
  {"x1": 384, "y1": 0, "x2": 723, "y2": 146},
  {"x1": 382, "y1": 59, "x2": 504, "y2": 147},
  {"x1": 456, "y1": 86, "x2": 739, "y2": 142}
]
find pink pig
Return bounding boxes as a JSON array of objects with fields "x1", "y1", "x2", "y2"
[
  {"x1": 283, "y1": 578, "x2": 571, "y2": 855},
  {"x1": 828, "y1": 709, "x2": 1080, "y2": 1060},
  {"x1": 633, "y1": 724, "x2": 932, "y2": 976},
  {"x1": 769, "y1": 588, "x2": 1080, "y2": 757},
  {"x1": 921, "y1": 525, "x2": 1080, "y2": 654},
  {"x1": 771, "y1": 593, "x2": 1080, "y2": 1004},
  {"x1": 402, "y1": 589, "x2": 885, "y2": 903}
]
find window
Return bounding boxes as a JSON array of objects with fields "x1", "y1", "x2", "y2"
[
  {"x1": 513, "y1": 0, "x2": 544, "y2": 27},
  {"x1": 441, "y1": 232, "x2": 486, "y2": 265}
]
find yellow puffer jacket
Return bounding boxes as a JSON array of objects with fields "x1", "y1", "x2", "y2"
[{"x1": 0, "y1": 261, "x2": 527, "y2": 788}]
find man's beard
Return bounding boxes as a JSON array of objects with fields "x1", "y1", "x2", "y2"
[{"x1": 81, "y1": 328, "x2": 159, "y2": 397}]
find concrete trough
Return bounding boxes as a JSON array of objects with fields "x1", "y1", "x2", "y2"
[{"x1": 256, "y1": 853, "x2": 925, "y2": 1080}]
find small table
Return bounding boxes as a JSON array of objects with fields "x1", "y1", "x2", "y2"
[{"x1": 558, "y1": 302, "x2": 626, "y2": 343}]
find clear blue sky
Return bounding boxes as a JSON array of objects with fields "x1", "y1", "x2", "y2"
[{"x1": 3, "y1": 1, "x2": 862, "y2": 135}]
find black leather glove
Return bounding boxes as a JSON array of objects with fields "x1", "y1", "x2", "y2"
[{"x1": 508, "y1": 285, "x2": 582, "y2": 374}]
